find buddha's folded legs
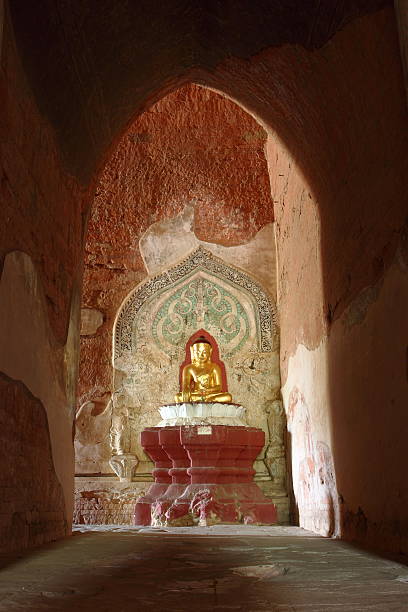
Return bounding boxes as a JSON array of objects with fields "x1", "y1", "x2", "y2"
[
  {"x1": 207, "y1": 392, "x2": 232, "y2": 403},
  {"x1": 174, "y1": 391, "x2": 232, "y2": 403},
  {"x1": 190, "y1": 392, "x2": 232, "y2": 403}
]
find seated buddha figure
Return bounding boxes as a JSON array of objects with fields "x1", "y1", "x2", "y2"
[{"x1": 175, "y1": 338, "x2": 232, "y2": 403}]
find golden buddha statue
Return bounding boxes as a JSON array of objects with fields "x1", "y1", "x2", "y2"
[{"x1": 175, "y1": 338, "x2": 232, "y2": 403}]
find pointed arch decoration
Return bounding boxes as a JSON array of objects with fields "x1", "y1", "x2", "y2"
[{"x1": 114, "y1": 246, "x2": 278, "y2": 360}]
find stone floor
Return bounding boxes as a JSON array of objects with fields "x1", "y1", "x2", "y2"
[{"x1": 0, "y1": 525, "x2": 407, "y2": 611}]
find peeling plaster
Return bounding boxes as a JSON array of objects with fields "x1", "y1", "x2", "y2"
[
  {"x1": 139, "y1": 204, "x2": 277, "y2": 298},
  {"x1": 80, "y1": 308, "x2": 104, "y2": 336},
  {"x1": 281, "y1": 338, "x2": 339, "y2": 537},
  {"x1": 281, "y1": 256, "x2": 408, "y2": 550},
  {"x1": 0, "y1": 251, "x2": 74, "y2": 521}
]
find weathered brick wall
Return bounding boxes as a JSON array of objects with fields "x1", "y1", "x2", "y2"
[
  {"x1": 0, "y1": 9, "x2": 85, "y2": 552},
  {"x1": 0, "y1": 373, "x2": 68, "y2": 552}
]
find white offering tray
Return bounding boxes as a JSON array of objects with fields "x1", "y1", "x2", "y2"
[{"x1": 157, "y1": 402, "x2": 247, "y2": 427}]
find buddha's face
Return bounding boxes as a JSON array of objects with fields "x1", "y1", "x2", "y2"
[{"x1": 190, "y1": 342, "x2": 212, "y2": 365}]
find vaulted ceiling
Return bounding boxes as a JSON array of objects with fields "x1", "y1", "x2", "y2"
[{"x1": 9, "y1": 1, "x2": 390, "y2": 182}]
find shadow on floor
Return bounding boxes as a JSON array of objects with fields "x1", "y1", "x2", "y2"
[{"x1": 0, "y1": 526, "x2": 407, "y2": 611}]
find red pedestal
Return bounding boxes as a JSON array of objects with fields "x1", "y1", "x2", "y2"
[
  {"x1": 134, "y1": 424, "x2": 277, "y2": 526},
  {"x1": 151, "y1": 427, "x2": 191, "y2": 525},
  {"x1": 133, "y1": 428, "x2": 172, "y2": 525}
]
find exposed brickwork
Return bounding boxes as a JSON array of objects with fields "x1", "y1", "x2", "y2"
[{"x1": 0, "y1": 372, "x2": 68, "y2": 552}]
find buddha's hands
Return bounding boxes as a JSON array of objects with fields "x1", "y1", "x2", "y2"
[{"x1": 197, "y1": 374, "x2": 211, "y2": 389}]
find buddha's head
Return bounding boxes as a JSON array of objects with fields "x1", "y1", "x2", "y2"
[{"x1": 190, "y1": 338, "x2": 212, "y2": 365}]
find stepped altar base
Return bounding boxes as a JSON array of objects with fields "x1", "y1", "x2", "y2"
[
  {"x1": 133, "y1": 428, "x2": 172, "y2": 525},
  {"x1": 134, "y1": 403, "x2": 277, "y2": 526}
]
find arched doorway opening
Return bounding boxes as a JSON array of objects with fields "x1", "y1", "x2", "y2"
[
  {"x1": 2, "y1": 2, "x2": 406, "y2": 555},
  {"x1": 74, "y1": 83, "x2": 299, "y2": 527}
]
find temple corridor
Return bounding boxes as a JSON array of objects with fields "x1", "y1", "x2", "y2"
[
  {"x1": 1, "y1": 3, "x2": 408, "y2": 608},
  {"x1": 0, "y1": 526, "x2": 407, "y2": 611}
]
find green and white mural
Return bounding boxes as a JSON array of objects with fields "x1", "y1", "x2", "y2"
[{"x1": 152, "y1": 277, "x2": 250, "y2": 357}]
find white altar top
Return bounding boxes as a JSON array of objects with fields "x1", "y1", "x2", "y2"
[{"x1": 157, "y1": 402, "x2": 247, "y2": 427}]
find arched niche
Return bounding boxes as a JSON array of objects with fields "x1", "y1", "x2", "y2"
[
  {"x1": 111, "y1": 246, "x2": 285, "y2": 486},
  {"x1": 114, "y1": 246, "x2": 278, "y2": 362}
]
